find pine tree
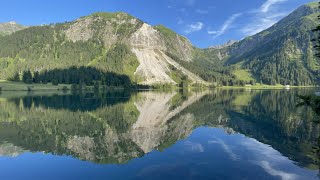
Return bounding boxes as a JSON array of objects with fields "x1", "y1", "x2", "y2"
[
  {"x1": 33, "y1": 71, "x2": 40, "y2": 83},
  {"x1": 22, "y1": 70, "x2": 32, "y2": 84}
]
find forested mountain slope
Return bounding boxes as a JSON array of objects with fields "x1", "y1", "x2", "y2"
[
  {"x1": 0, "y1": 2, "x2": 319, "y2": 86},
  {"x1": 0, "y1": 13, "x2": 205, "y2": 85},
  {"x1": 224, "y1": 2, "x2": 320, "y2": 86}
]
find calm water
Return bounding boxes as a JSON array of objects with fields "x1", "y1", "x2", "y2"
[{"x1": 0, "y1": 89, "x2": 319, "y2": 180}]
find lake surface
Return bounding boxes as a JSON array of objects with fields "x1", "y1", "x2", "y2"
[{"x1": 0, "y1": 89, "x2": 319, "y2": 180}]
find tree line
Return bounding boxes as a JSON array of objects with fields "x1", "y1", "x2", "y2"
[{"x1": 11, "y1": 66, "x2": 136, "y2": 87}]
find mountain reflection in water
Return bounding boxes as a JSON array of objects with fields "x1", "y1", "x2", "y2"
[{"x1": 0, "y1": 89, "x2": 319, "y2": 180}]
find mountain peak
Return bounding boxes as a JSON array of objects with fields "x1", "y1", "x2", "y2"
[
  {"x1": 0, "y1": 21, "x2": 25, "y2": 36},
  {"x1": 8, "y1": 21, "x2": 17, "y2": 25},
  {"x1": 210, "y1": 40, "x2": 237, "y2": 49},
  {"x1": 89, "y1": 12, "x2": 135, "y2": 21}
]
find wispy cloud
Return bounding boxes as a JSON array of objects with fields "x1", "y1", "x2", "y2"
[
  {"x1": 260, "y1": 0, "x2": 287, "y2": 13},
  {"x1": 241, "y1": 12, "x2": 287, "y2": 35},
  {"x1": 195, "y1": 9, "x2": 209, "y2": 14},
  {"x1": 240, "y1": 0, "x2": 288, "y2": 36},
  {"x1": 208, "y1": 138, "x2": 239, "y2": 160},
  {"x1": 257, "y1": 161, "x2": 298, "y2": 180},
  {"x1": 177, "y1": 17, "x2": 184, "y2": 25},
  {"x1": 238, "y1": 138, "x2": 300, "y2": 180},
  {"x1": 208, "y1": 13, "x2": 242, "y2": 38},
  {"x1": 185, "y1": 22, "x2": 204, "y2": 34},
  {"x1": 185, "y1": 141, "x2": 204, "y2": 153}
]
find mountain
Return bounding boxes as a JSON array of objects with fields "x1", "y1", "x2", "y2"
[
  {"x1": 0, "y1": 91, "x2": 205, "y2": 164},
  {"x1": 0, "y1": 12, "x2": 207, "y2": 85},
  {"x1": 223, "y1": 2, "x2": 320, "y2": 86},
  {"x1": 209, "y1": 40, "x2": 238, "y2": 49},
  {"x1": 0, "y1": 21, "x2": 26, "y2": 36},
  {"x1": 0, "y1": 2, "x2": 319, "y2": 86}
]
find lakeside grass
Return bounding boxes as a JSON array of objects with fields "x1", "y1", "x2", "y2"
[
  {"x1": 220, "y1": 84, "x2": 318, "y2": 90},
  {"x1": 0, "y1": 80, "x2": 318, "y2": 92},
  {"x1": 0, "y1": 91, "x2": 70, "y2": 99},
  {"x1": 0, "y1": 80, "x2": 70, "y2": 91}
]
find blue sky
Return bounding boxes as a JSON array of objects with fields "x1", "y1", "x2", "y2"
[{"x1": 0, "y1": 0, "x2": 316, "y2": 48}]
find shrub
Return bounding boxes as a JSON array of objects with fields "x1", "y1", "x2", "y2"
[
  {"x1": 62, "y1": 86, "x2": 68, "y2": 92},
  {"x1": 52, "y1": 79, "x2": 59, "y2": 86},
  {"x1": 27, "y1": 86, "x2": 33, "y2": 91}
]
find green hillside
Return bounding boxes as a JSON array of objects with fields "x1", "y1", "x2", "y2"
[
  {"x1": 225, "y1": 2, "x2": 320, "y2": 86},
  {"x1": 0, "y1": 2, "x2": 319, "y2": 86}
]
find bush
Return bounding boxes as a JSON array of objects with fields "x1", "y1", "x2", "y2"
[
  {"x1": 62, "y1": 86, "x2": 68, "y2": 92},
  {"x1": 27, "y1": 86, "x2": 33, "y2": 91},
  {"x1": 52, "y1": 79, "x2": 59, "y2": 86},
  {"x1": 71, "y1": 84, "x2": 79, "y2": 92}
]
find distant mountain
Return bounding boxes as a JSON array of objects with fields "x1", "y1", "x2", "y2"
[
  {"x1": 209, "y1": 40, "x2": 238, "y2": 49},
  {"x1": 0, "y1": 21, "x2": 25, "y2": 36},
  {"x1": 223, "y1": 2, "x2": 320, "y2": 85},
  {"x1": 0, "y1": 2, "x2": 319, "y2": 86}
]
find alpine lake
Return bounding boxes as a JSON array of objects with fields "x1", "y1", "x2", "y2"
[{"x1": 0, "y1": 88, "x2": 319, "y2": 180}]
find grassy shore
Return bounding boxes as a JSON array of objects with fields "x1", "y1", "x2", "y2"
[
  {"x1": 0, "y1": 80, "x2": 70, "y2": 91},
  {"x1": 0, "y1": 80, "x2": 318, "y2": 92},
  {"x1": 220, "y1": 84, "x2": 318, "y2": 90}
]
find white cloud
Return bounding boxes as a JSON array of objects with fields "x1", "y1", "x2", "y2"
[
  {"x1": 185, "y1": 22, "x2": 204, "y2": 34},
  {"x1": 238, "y1": 138, "x2": 300, "y2": 180},
  {"x1": 260, "y1": 0, "x2": 287, "y2": 13},
  {"x1": 241, "y1": 18, "x2": 276, "y2": 36},
  {"x1": 240, "y1": 0, "x2": 289, "y2": 36},
  {"x1": 258, "y1": 161, "x2": 298, "y2": 180},
  {"x1": 208, "y1": 13, "x2": 242, "y2": 38},
  {"x1": 208, "y1": 138, "x2": 239, "y2": 160},
  {"x1": 241, "y1": 12, "x2": 288, "y2": 35},
  {"x1": 185, "y1": 141, "x2": 204, "y2": 153},
  {"x1": 177, "y1": 18, "x2": 184, "y2": 25}
]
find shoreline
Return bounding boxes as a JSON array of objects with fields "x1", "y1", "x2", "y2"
[
  {"x1": 218, "y1": 85, "x2": 318, "y2": 90},
  {"x1": 1, "y1": 80, "x2": 319, "y2": 92}
]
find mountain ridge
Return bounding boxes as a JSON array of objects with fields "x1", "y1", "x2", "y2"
[
  {"x1": 0, "y1": 2, "x2": 319, "y2": 86},
  {"x1": 0, "y1": 21, "x2": 26, "y2": 36}
]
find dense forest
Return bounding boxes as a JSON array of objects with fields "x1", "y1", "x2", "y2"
[
  {"x1": 167, "y1": 50, "x2": 252, "y2": 86},
  {"x1": 225, "y1": 3, "x2": 320, "y2": 86},
  {"x1": 12, "y1": 66, "x2": 133, "y2": 88},
  {"x1": 0, "y1": 15, "x2": 142, "y2": 85}
]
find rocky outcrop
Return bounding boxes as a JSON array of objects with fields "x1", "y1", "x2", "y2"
[
  {"x1": 129, "y1": 23, "x2": 205, "y2": 85},
  {"x1": 131, "y1": 48, "x2": 176, "y2": 85},
  {"x1": 65, "y1": 18, "x2": 94, "y2": 42},
  {"x1": 130, "y1": 23, "x2": 166, "y2": 50},
  {"x1": 210, "y1": 40, "x2": 237, "y2": 49},
  {"x1": 64, "y1": 16, "x2": 206, "y2": 85},
  {"x1": 0, "y1": 21, "x2": 26, "y2": 35},
  {"x1": 0, "y1": 143, "x2": 26, "y2": 157},
  {"x1": 67, "y1": 136, "x2": 96, "y2": 160}
]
